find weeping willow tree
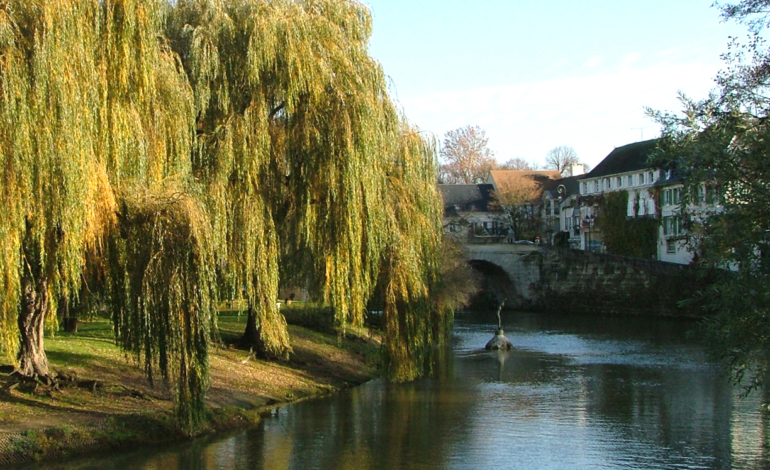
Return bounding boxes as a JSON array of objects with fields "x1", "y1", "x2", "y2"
[
  {"x1": 378, "y1": 125, "x2": 447, "y2": 382},
  {"x1": 165, "y1": 0, "x2": 402, "y2": 358},
  {"x1": 1, "y1": 0, "x2": 451, "y2": 430},
  {"x1": 0, "y1": 0, "x2": 119, "y2": 379},
  {"x1": 0, "y1": 0, "x2": 214, "y2": 431}
]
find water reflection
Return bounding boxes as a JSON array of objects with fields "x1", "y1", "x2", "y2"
[{"x1": 23, "y1": 312, "x2": 770, "y2": 470}]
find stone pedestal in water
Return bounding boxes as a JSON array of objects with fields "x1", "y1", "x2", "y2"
[{"x1": 485, "y1": 328, "x2": 513, "y2": 350}]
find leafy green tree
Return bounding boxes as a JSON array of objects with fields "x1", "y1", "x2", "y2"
[
  {"x1": 650, "y1": 0, "x2": 770, "y2": 397},
  {"x1": 165, "y1": 0, "x2": 445, "y2": 363}
]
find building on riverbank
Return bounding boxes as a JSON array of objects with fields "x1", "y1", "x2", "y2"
[
  {"x1": 438, "y1": 183, "x2": 509, "y2": 243},
  {"x1": 577, "y1": 139, "x2": 715, "y2": 264}
]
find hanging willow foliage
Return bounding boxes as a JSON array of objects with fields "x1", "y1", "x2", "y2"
[
  {"x1": 110, "y1": 185, "x2": 215, "y2": 431},
  {"x1": 379, "y1": 124, "x2": 446, "y2": 382},
  {"x1": 0, "y1": 0, "x2": 208, "y2": 431},
  {"x1": 164, "y1": 0, "x2": 403, "y2": 356},
  {"x1": 0, "y1": 0, "x2": 110, "y2": 376},
  {"x1": 95, "y1": 0, "x2": 210, "y2": 432},
  {"x1": 1, "y1": 0, "x2": 449, "y2": 430}
]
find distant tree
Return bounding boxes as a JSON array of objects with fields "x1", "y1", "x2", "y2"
[
  {"x1": 492, "y1": 173, "x2": 545, "y2": 241},
  {"x1": 545, "y1": 146, "x2": 581, "y2": 176},
  {"x1": 439, "y1": 125, "x2": 497, "y2": 183},
  {"x1": 500, "y1": 157, "x2": 534, "y2": 171}
]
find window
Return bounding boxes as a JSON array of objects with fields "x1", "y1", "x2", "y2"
[
  {"x1": 663, "y1": 187, "x2": 681, "y2": 206},
  {"x1": 594, "y1": 181, "x2": 599, "y2": 192},
  {"x1": 666, "y1": 239, "x2": 677, "y2": 254},
  {"x1": 581, "y1": 182, "x2": 586, "y2": 194},
  {"x1": 648, "y1": 171, "x2": 654, "y2": 183},
  {"x1": 663, "y1": 216, "x2": 685, "y2": 237},
  {"x1": 639, "y1": 173, "x2": 646, "y2": 184},
  {"x1": 617, "y1": 177, "x2": 623, "y2": 188},
  {"x1": 628, "y1": 175, "x2": 634, "y2": 186}
]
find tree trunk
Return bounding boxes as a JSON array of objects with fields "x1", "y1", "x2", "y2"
[
  {"x1": 18, "y1": 273, "x2": 50, "y2": 378},
  {"x1": 59, "y1": 298, "x2": 78, "y2": 333},
  {"x1": 241, "y1": 304, "x2": 266, "y2": 355}
]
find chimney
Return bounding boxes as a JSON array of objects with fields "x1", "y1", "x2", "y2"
[{"x1": 568, "y1": 163, "x2": 585, "y2": 177}]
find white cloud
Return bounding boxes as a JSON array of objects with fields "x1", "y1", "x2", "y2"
[{"x1": 399, "y1": 51, "x2": 722, "y2": 169}]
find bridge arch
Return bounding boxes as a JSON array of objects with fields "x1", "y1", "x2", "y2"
[
  {"x1": 462, "y1": 244, "x2": 542, "y2": 308},
  {"x1": 467, "y1": 259, "x2": 515, "y2": 308}
]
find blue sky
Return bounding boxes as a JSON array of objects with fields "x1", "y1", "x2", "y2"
[{"x1": 364, "y1": 0, "x2": 744, "y2": 169}]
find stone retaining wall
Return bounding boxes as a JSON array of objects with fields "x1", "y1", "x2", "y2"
[{"x1": 517, "y1": 248, "x2": 705, "y2": 318}]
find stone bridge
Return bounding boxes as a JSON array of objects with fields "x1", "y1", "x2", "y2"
[
  {"x1": 462, "y1": 244, "x2": 705, "y2": 318},
  {"x1": 463, "y1": 244, "x2": 540, "y2": 306}
]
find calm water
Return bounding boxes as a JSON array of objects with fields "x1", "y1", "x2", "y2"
[{"x1": 25, "y1": 312, "x2": 770, "y2": 469}]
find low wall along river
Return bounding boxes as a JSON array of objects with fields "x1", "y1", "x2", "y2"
[{"x1": 466, "y1": 245, "x2": 706, "y2": 318}]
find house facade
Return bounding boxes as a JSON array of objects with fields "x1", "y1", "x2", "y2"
[
  {"x1": 576, "y1": 139, "x2": 707, "y2": 264},
  {"x1": 541, "y1": 176, "x2": 582, "y2": 248},
  {"x1": 438, "y1": 184, "x2": 509, "y2": 243}
]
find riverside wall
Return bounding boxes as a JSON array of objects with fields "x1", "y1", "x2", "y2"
[{"x1": 492, "y1": 248, "x2": 706, "y2": 318}]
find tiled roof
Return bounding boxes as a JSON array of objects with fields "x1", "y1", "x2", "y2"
[
  {"x1": 488, "y1": 170, "x2": 562, "y2": 203},
  {"x1": 488, "y1": 170, "x2": 562, "y2": 188},
  {"x1": 585, "y1": 139, "x2": 659, "y2": 178},
  {"x1": 438, "y1": 184, "x2": 495, "y2": 212}
]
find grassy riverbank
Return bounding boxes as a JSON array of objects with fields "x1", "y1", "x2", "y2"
[{"x1": 0, "y1": 309, "x2": 381, "y2": 467}]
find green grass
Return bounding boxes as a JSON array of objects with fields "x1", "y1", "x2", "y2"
[{"x1": 0, "y1": 306, "x2": 382, "y2": 467}]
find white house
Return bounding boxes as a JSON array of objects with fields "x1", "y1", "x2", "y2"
[
  {"x1": 577, "y1": 139, "x2": 706, "y2": 264},
  {"x1": 541, "y1": 176, "x2": 582, "y2": 248}
]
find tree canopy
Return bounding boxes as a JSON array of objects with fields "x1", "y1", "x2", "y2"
[
  {"x1": 0, "y1": 0, "x2": 450, "y2": 431},
  {"x1": 650, "y1": 0, "x2": 770, "y2": 398}
]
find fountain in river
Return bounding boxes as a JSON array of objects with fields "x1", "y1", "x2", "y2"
[{"x1": 485, "y1": 298, "x2": 512, "y2": 350}]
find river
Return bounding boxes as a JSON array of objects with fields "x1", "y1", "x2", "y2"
[{"x1": 24, "y1": 311, "x2": 770, "y2": 469}]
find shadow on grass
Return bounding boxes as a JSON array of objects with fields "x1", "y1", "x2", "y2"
[
  {"x1": 54, "y1": 320, "x2": 114, "y2": 341},
  {"x1": 0, "y1": 385, "x2": 115, "y2": 419},
  {"x1": 46, "y1": 350, "x2": 115, "y2": 371},
  {"x1": 218, "y1": 323, "x2": 379, "y2": 387}
]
